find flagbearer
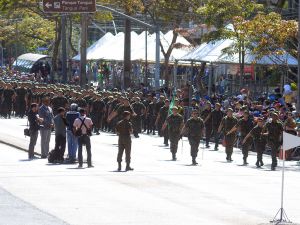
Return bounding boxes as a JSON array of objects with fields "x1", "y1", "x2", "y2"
[
  {"x1": 262, "y1": 112, "x2": 283, "y2": 171},
  {"x1": 163, "y1": 106, "x2": 184, "y2": 161}
]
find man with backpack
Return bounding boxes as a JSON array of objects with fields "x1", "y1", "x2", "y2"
[{"x1": 73, "y1": 108, "x2": 93, "y2": 168}]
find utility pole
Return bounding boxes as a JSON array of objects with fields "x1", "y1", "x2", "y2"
[
  {"x1": 123, "y1": 19, "x2": 131, "y2": 89},
  {"x1": 80, "y1": 14, "x2": 88, "y2": 88},
  {"x1": 61, "y1": 15, "x2": 67, "y2": 83}
]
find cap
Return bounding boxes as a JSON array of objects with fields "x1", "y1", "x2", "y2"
[
  {"x1": 172, "y1": 106, "x2": 178, "y2": 110},
  {"x1": 257, "y1": 117, "x2": 264, "y2": 122},
  {"x1": 227, "y1": 108, "x2": 233, "y2": 112}
]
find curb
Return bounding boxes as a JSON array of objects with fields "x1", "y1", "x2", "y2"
[{"x1": 0, "y1": 140, "x2": 41, "y2": 156}]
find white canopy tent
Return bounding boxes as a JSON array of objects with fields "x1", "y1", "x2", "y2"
[
  {"x1": 180, "y1": 38, "x2": 298, "y2": 66},
  {"x1": 73, "y1": 31, "x2": 191, "y2": 62}
]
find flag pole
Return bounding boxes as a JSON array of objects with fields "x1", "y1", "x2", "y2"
[{"x1": 271, "y1": 143, "x2": 291, "y2": 224}]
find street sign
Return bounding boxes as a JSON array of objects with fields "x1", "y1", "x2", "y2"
[{"x1": 43, "y1": 0, "x2": 96, "y2": 13}]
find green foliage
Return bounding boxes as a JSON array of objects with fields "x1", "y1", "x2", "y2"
[{"x1": 0, "y1": 11, "x2": 55, "y2": 53}]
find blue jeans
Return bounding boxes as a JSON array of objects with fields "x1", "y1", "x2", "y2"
[{"x1": 67, "y1": 130, "x2": 78, "y2": 160}]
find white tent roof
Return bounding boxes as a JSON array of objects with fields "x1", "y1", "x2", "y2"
[
  {"x1": 180, "y1": 38, "x2": 297, "y2": 66},
  {"x1": 73, "y1": 31, "x2": 191, "y2": 62}
]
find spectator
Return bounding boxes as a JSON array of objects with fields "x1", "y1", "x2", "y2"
[
  {"x1": 73, "y1": 108, "x2": 93, "y2": 168},
  {"x1": 28, "y1": 103, "x2": 43, "y2": 159},
  {"x1": 54, "y1": 107, "x2": 67, "y2": 162},
  {"x1": 38, "y1": 97, "x2": 54, "y2": 158},
  {"x1": 66, "y1": 104, "x2": 79, "y2": 163}
]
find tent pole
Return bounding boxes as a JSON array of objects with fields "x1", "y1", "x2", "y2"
[{"x1": 155, "y1": 27, "x2": 160, "y2": 90}]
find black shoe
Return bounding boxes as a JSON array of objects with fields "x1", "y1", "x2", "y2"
[
  {"x1": 118, "y1": 163, "x2": 121, "y2": 171},
  {"x1": 260, "y1": 161, "x2": 264, "y2": 167},
  {"x1": 172, "y1": 154, "x2": 177, "y2": 161},
  {"x1": 206, "y1": 145, "x2": 210, "y2": 148},
  {"x1": 88, "y1": 165, "x2": 94, "y2": 168},
  {"x1": 192, "y1": 160, "x2": 198, "y2": 165},
  {"x1": 164, "y1": 143, "x2": 169, "y2": 146},
  {"x1": 78, "y1": 164, "x2": 83, "y2": 168},
  {"x1": 271, "y1": 166, "x2": 276, "y2": 171},
  {"x1": 243, "y1": 161, "x2": 249, "y2": 166},
  {"x1": 125, "y1": 166, "x2": 134, "y2": 171},
  {"x1": 214, "y1": 148, "x2": 218, "y2": 151}
]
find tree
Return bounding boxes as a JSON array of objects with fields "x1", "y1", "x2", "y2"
[
  {"x1": 235, "y1": 12, "x2": 297, "y2": 76},
  {"x1": 140, "y1": 0, "x2": 203, "y2": 87},
  {"x1": 197, "y1": 0, "x2": 264, "y2": 87}
]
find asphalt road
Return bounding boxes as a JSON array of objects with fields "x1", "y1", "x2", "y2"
[{"x1": 0, "y1": 118, "x2": 300, "y2": 225}]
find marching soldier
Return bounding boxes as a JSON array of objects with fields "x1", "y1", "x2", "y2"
[
  {"x1": 201, "y1": 102, "x2": 213, "y2": 148},
  {"x1": 115, "y1": 111, "x2": 134, "y2": 171},
  {"x1": 146, "y1": 97, "x2": 157, "y2": 135},
  {"x1": 131, "y1": 97, "x2": 146, "y2": 138},
  {"x1": 230, "y1": 111, "x2": 254, "y2": 165},
  {"x1": 163, "y1": 106, "x2": 184, "y2": 161},
  {"x1": 90, "y1": 95, "x2": 106, "y2": 135},
  {"x1": 242, "y1": 117, "x2": 266, "y2": 168},
  {"x1": 211, "y1": 103, "x2": 223, "y2": 151},
  {"x1": 182, "y1": 109, "x2": 204, "y2": 165},
  {"x1": 218, "y1": 108, "x2": 238, "y2": 162},
  {"x1": 262, "y1": 111, "x2": 283, "y2": 170},
  {"x1": 156, "y1": 99, "x2": 170, "y2": 146}
]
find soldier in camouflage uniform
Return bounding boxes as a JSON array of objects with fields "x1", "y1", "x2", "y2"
[
  {"x1": 211, "y1": 103, "x2": 223, "y2": 151},
  {"x1": 230, "y1": 111, "x2": 254, "y2": 165},
  {"x1": 131, "y1": 97, "x2": 146, "y2": 138},
  {"x1": 90, "y1": 95, "x2": 105, "y2": 135},
  {"x1": 201, "y1": 102, "x2": 212, "y2": 148},
  {"x1": 51, "y1": 90, "x2": 68, "y2": 116},
  {"x1": 146, "y1": 97, "x2": 157, "y2": 135},
  {"x1": 263, "y1": 112, "x2": 283, "y2": 170},
  {"x1": 156, "y1": 99, "x2": 170, "y2": 146},
  {"x1": 163, "y1": 106, "x2": 184, "y2": 161},
  {"x1": 218, "y1": 108, "x2": 238, "y2": 162},
  {"x1": 182, "y1": 109, "x2": 204, "y2": 165},
  {"x1": 115, "y1": 111, "x2": 134, "y2": 172},
  {"x1": 243, "y1": 117, "x2": 266, "y2": 168}
]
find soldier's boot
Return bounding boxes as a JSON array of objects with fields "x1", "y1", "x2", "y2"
[
  {"x1": 243, "y1": 158, "x2": 248, "y2": 165},
  {"x1": 192, "y1": 157, "x2": 198, "y2": 165},
  {"x1": 260, "y1": 160, "x2": 264, "y2": 167},
  {"x1": 256, "y1": 161, "x2": 260, "y2": 168},
  {"x1": 118, "y1": 162, "x2": 122, "y2": 171},
  {"x1": 172, "y1": 153, "x2": 177, "y2": 161},
  {"x1": 125, "y1": 163, "x2": 134, "y2": 171}
]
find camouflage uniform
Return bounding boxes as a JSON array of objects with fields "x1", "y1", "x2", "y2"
[
  {"x1": 220, "y1": 116, "x2": 238, "y2": 161},
  {"x1": 238, "y1": 117, "x2": 254, "y2": 164},
  {"x1": 132, "y1": 101, "x2": 146, "y2": 137},
  {"x1": 265, "y1": 120, "x2": 283, "y2": 169},
  {"x1": 185, "y1": 117, "x2": 204, "y2": 164},
  {"x1": 116, "y1": 118, "x2": 133, "y2": 170},
  {"x1": 249, "y1": 125, "x2": 266, "y2": 167},
  {"x1": 166, "y1": 113, "x2": 183, "y2": 160},
  {"x1": 201, "y1": 108, "x2": 212, "y2": 147}
]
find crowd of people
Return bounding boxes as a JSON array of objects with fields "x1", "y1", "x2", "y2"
[{"x1": 0, "y1": 78, "x2": 299, "y2": 171}]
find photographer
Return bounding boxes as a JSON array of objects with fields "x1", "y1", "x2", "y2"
[
  {"x1": 73, "y1": 108, "x2": 93, "y2": 168},
  {"x1": 28, "y1": 103, "x2": 43, "y2": 159}
]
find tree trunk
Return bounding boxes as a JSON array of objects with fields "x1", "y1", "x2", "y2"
[
  {"x1": 123, "y1": 19, "x2": 131, "y2": 89},
  {"x1": 68, "y1": 17, "x2": 78, "y2": 56},
  {"x1": 52, "y1": 19, "x2": 62, "y2": 74},
  {"x1": 161, "y1": 30, "x2": 178, "y2": 87}
]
